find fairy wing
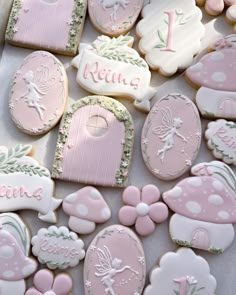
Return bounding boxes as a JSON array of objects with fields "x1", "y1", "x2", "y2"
[
  {"x1": 153, "y1": 107, "x2": 173, "y2": 135},
  {"x1": 33, "y1": 65, "x2": 56, "y2": 92},
  {"x1": 95, "y1": 246, "x2": 113, "y2": 274}
]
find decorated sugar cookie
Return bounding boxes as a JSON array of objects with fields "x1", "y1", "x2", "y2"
[
  {"x1": 63, "y1": 186, "x2": 111, "y2": 234},
  {"x1": 186, "y1": 35, "x2": 236, "y2": 120},
  {"x1": 136, "y1": 0, "x2": 205, "y2": 76},
  {"x1": 0, "y1": 213, "x2": 38, "y2": 295},
  {"x1": 25, "y1": 269, "x2": 73, "y2": 295},
  {"x1": 5, "y1": 0, "x2": 87, "y2": 56},
  {"x1": 88, "y1": 0, "x2": 143, "y2": 36},
  {"x1": 119, "y1": 185, "x2": 169, "y2": 236},
  {"x1": 226, "y1": 5, "x2": 236, "y2": 31},
  {"x1": 52, "y1": 96, "x2": 134, "y2": 187},
  {"x1": 31, "y1": 226, "x2": 85, "y2": 269},
  {"x1": 84, "y1": 225, "x2": 146, "y2": 295},
  {"x1": 0, "y1": 145, "x2": 61, "y2": 223},
  {"x1": 144, "y1": 248, "x2": 217, "y2": 295},
  {"x1": 205, "y1": 119, "x2": 236, "y2": 165},
  {"x1": 141, "y1": 94, "x2": 201, "y2": 181},
  {"x1": 9, "y1": 51, "x2": 68, "y2": 135},
  {"x1": 72, "y1": 35, "x2": 155, "y2": 112},
  {"x1": 196, "y1": 0, "x2": 236, "y2": 16},
  {"x1": 163, "y1": 166, "x2": 236, "y2": 253}
]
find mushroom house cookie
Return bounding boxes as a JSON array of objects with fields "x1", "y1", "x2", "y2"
[
  {"x1": 9, "y1": 51, "x2": 68, "y2": 135},
  {"x1": 136, "y1": 0, "x2": 205, "y2": 76},
  {"x1": 205, "y1": 119, "x2": 236, "y2": 165},
  {"x1": 119, "y1": 185, "x2": 169, "y2": 236},
  {"x1": 25, "y1": 269, "x2": 73, "y2": 295},
  {"x1": 31, "y1": 226, "x2": 85, "y2": 269},
  {"x1": 5, "y1": 0, "x2": 87, "y2": 56},
  {"x1": 0, "y1": 213, "x2": 38, "y2": 295},
  {"x1": 88, "y1": 0, "x2": 143, "y2": 36},
  {"x1": 144, "y1": 248, "x2": 217, "y2": 295},
  {"x1": 186, "y1": 34, "x2": 236, "y2": 120},
  {"x1": 72, "y1": 35, "x2": 155, "y2": 112},
  {"x1": 141, "y1": 94, "x2": 202, "y2": 181},
  {"x1": 52, "y1": 96, "x2": 134, "y2": 187},
  {"x1": 163, "y1": 161, "x2": 236, "y2": 253},
  {"x1": 0, "y1": 145, "x2": 61, "y2": 223},
  {"x1": 63, "y1": 186, "x2": 111, "y2": 234},
  {"x1": 84, "y1": 225, "x2": 146, "y2": 295},
  {"x1": 196, "y1": 0, "x2": 236, "y2": 16}
]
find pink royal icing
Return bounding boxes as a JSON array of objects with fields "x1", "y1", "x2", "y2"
[{"x1": 119, "y1": 185, "x2": 169, "y2": 236}]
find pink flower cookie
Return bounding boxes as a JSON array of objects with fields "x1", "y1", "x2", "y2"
[
  {"x1": 63, "y1": 187, "x2": 111, "y2": 234},
  {"x1": 186, "y1": 34, "x2": 236, "y2": 120},
  {"x1": 5, "y1": 0, "x2": 87, "y2": 56},
  {"x1": 88, "y1": 0, "x2": 143, "y2": 36},
  {"x1": 119, "y1": 185, "x2": 169, "y2": 236},
  {"x1": 163, "y1": 163, "x2": 236, "y2": 253},
  {"x1": 136, "y1": 0, "x2": 205, "y2": 76},
  {"x1": 144, "y1": 248, "x2": 217, "y2": 295},
  {"x1": 25, "y1": 269, "x2": 73, "y2": 295},
  {"x1": 196, "y1": 0, "x2": 236, "y2": 16}
]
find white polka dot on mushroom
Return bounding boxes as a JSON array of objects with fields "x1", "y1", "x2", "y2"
[
  {"x1": 185, "y1": 201, "x2": 202, "y2": 214},
  {"x1": 218, "y1": 211, "x2": 230, "y2": 220},
  {"x1": 208, "y1": 194, "x2": 224, "y2": 206},
  {"x1": 211, "y1": 72, "x2": 227, "y2": 82},
  {"x1": 3, "y1": 270, "x2": 15, "y2": 279},
  {"x1": 212, "y1": 180, "x2": 224, "y2": 191},
  {"x1": 189, "y1": 62, "x2": 203, "y2": 72},
  {"x1": 101, "y1": 208, "x2": 111, "y2": 220},
  {"x1": 167, "y1": 187, "x2": 182, "y2": 198},
  {"x1": 187, "y1": 178, "x2": 202, "y2": 187},
  {"x1": 210, "y1": 51, "x2": 225, "y2": 61},
  {"x1": 76, "y1": 204, "x2": 88, "y2": 216},
  {"x1": 90, "y1": 188, "x2": 101, "y2": 200},
  {"x1": 0, "y1": 245, "x2": 15, "y2": 258}
]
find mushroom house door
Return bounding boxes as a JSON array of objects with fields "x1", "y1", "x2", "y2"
[
  {"x1": 52, "y1": 96, "x2": 134, "y2": 187},
  {"x1": 191, "y1": 229, "x2": 210, "y2": 250}
]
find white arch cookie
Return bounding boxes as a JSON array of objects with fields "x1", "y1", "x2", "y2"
[
  {"x1": 5, "y1": 0, "x2": 87, "y2": 56},
  {"x1": 186, "y1": 34, "x2": 236, "y2": 120},
  {"x1": 0, "y1": 213, "x2": 38, "y2": 295},
  {"x1": 52, "y1": 96, "x2": 134, "y2": 187},
  {"x1": 9, "y1": 51, "x2": 68, "y2": 135},
  {"x1": 136, "y1": 0, "x2": 205, "y2": 76},
  {"x1": 72, "y1": 35, "x2": 155, "y2": 112},
  {"x1": 144, "y1": 248, "x2": 216, "y2": 295}
]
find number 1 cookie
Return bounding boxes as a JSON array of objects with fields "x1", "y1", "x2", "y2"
[{"x1": 136, "y1": 0, "x2": 205, "y2": 76}]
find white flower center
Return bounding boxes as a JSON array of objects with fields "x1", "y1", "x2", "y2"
[{"x1": 136, "y1": 203, "x2": 150, "y2": 216}]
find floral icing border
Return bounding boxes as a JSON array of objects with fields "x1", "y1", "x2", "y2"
[
  {"x1": 5, "y1": 0, "x2": 22, "y2": 40},
  {"x1": 52, "y1": 96, "x2": 134, "y2": 187}
]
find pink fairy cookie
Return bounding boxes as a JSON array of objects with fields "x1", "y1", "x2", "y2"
[
  {"x1": 31, "y1": 226, "x2": 85, "y2": 269},
  {"x1": 88, "y1": 0, "x2": 143, "y2": 36},
  {"x1": 163, "y1": 166, "x2": 236, "y2": 253},
  {"x1": 196, "y1": 0, "x2": 236, "y2": 16},
  {"x1": 144, "y1": 248, "x2": 217, "y2": 295},
  {"x1": 52, "y1": 96, "x2": 134, "y2": 187},
  {"x1": 0, "y1": 145, "x2": 61, "y2": 223},
  {"x1": 141, "y1": 94, "x2": 202, "y2": 181},
  {"x1": 0, "y1": 213, "x2": 38, "y2": 295},
  {"x1": 63, "y1": 186, "x2": 111, "y2": 234},
  {"x1": 25, "y1": 269, "x2": 73, "y2": 295},
  {"x1": 9, "y1": 51, "x2": 68, "y2": 135},
  {"x1": 119, "y1": 185, "x2": 169, "y2": 236},
  {"x1": 136, "y1": 0, "x2": 205, "y2": 76},
  {"x1": 186, "y1": 34, "x2": 236, "y2": 120},
  {"x1": 84, "y1": 225, "x2": 146, "y2": 295},
  {"x1": 205, "y1": 119, "x2": 236, "y2": 165},
  {"x1": 5, "y1": 0, "x2": 87, "y2": 56},
  {"x1": 72, "y1": 35, "x2": 155, "y2": 112}
]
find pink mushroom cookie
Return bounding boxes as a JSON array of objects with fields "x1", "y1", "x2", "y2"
[
  {"x1": 84, "y1": 225, "x2": 146, "y2": 295},
  {"x1": 88, "y1": 0, "x2": 143, "y2": 36},
  {"x1": 163, "y1": 174, "x2": 236, "y2": 253},
  {"x1": 186, "y1": 34, "x2": 236, "y2": 120},
  {"x1": 141, "y1": 94, "x2": 202, "y2": 181},
  {"x1": 5, "y1": 0, "x2": 87, "y2": 56},
  {"x1": 25, "y1": 269, "x2": 73, "y2": 295},
  {"x1": 119, "y1": 185, "x2": 169, "y2": 236},
  {"x1": 63, "y1": 187, "x2": 111, "y2": 234},
  {"x1": 144, "y1": 248, "x2": 217, "y2": 295},
  {"x1": 205, "y1": 119, "x2": 236, "y2": 165},
  {"x1": 196, "y1": 0, "x2": 236, "y2": 16}
]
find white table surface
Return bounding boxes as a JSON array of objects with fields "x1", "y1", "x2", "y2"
[{"x1": 0, "y1": 2, "x2": 235, "y2": 295}]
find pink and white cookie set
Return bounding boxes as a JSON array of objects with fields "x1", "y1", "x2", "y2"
[{"x1": 1, "y1": 0, "x2": 236, "y2": 294}]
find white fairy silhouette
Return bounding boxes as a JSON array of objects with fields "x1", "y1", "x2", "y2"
[
  {"x1": 95, "y1": 246, "x2": 139, "y2": 295},
  {"x1": 17, "y1": 66, "x2": 56, "y2": 120},
  {"x1": 153, "y1": 107, "x2": 187, "y2": 161},
  {"x1": 99, "y1": 0, "x2": 129, "y2": 22}
]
